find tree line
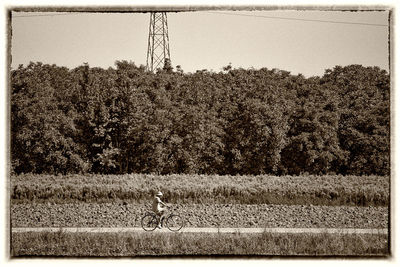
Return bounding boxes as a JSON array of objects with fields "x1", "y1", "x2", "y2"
[{"x1": 11, "y1": 62, "x2": 390, "y2": 175}]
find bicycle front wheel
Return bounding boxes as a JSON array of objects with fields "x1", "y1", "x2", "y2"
[
  {"x1": 141, "y1": 214, "x2": 158, "y2": 231},
  {"x1": 166, "y1": 214, "x2": 184, "y2": 232}
]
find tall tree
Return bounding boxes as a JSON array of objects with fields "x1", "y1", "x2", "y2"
[
  {"x1": 321, "y1": 65, "x2": 390, "y2": 175},
  {"x1": 281, "y1": 75, "x2": 346, "y2": 175},
  {"x1": 11, "y1": 63, "x2": 88, "y2": 174}
]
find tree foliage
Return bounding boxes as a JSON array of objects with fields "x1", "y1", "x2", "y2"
[{"x1": 11, "y1": 62, "x2": 390, "y2": 175}]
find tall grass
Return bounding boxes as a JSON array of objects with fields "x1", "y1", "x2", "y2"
[
  {"x1": 11, "y1": 231, "x2": 389, "y2": 257},
  {"x1": 11, "y1": 174, "x2": 389, "y2": 206}
]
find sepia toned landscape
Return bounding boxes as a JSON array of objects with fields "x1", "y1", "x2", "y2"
[{"x1": 9, "y1": 7, "x2": 391, "y2": 257}]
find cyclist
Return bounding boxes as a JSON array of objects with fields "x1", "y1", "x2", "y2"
[{"x1": 152, "y1": 191, "x2": 168, "y2": 229}]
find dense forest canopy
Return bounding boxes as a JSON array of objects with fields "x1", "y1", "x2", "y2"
[{"x1": 10, "y1": 62, "x2": 390, "y2": 175}]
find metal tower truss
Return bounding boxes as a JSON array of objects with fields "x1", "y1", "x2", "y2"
[{"x1": 146, "y1": 12, "x2": 171, "y2": 72}]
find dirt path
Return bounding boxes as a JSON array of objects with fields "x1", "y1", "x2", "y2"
[{"x1": 11, "y1": 227, "x2": 388, "y2": 234}]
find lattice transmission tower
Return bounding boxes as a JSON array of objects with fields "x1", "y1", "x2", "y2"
[{"x1": 146, "y1": 12, "x2": 171, "y2": 72}]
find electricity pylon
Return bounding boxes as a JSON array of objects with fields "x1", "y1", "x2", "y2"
[{"x1": 146, "y1": 12, "x2": 171, "y2": 72}]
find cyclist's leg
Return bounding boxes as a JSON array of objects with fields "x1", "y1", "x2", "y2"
[
  {"x1": 158, "y1": 208, "x2": 166, "y2": 227},
  {"x1": 154, "y1": 214, "x2": 161, "y2": 229}
]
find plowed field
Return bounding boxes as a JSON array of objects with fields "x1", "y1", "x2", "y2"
[{"x1": 11, "y1": 203, "x2": 388, "y2": 229}]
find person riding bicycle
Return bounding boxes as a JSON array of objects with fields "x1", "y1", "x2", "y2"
[{"x1": 152, "y1": 191, "x2": 168, "y2": 229}]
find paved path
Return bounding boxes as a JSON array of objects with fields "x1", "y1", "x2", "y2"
[{"x1": 11, "y1": 227, "x2": 388, "y2": 235}]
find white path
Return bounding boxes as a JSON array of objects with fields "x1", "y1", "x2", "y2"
[{"x1": 11, "y1": 227, "x2": 388, "y2": 235}]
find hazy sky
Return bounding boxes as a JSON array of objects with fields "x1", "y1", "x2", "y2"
[{"x1": 11, "y1": 10, "x2": 389, "y2": 77}]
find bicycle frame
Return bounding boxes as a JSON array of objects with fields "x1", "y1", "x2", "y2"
[{"x1": 141, "y1": 207, "x2": 184, "y2": 231}]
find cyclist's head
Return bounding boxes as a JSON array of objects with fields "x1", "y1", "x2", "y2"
[{"x1": 156, "y1": 191, "x2": 163, "y2": 197}]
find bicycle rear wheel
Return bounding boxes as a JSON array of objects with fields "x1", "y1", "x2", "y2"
[
  {"x1": 141, "y1": 214, "x2": 158, "y2": 231},
  {"x1": 166, "y1": 214, "x2": 184, "y2": 231}
]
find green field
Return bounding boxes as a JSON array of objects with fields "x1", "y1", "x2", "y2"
[
  {"x1": 11, "y1": 174, "x2": 389, "y2": 206},
  {"x1": 11, "y1": 231, "x2": 388, "y2": 257}
]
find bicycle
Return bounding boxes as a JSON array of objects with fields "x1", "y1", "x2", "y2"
[{"x1": 141, "y1": 206, "x2": 185, "y2": 232}]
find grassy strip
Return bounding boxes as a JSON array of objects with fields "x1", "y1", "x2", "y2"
[
  {"x1": 11, "y1": 231, "x2": 389, "y2": 257},
  {"x1": 11, "y1": 174, "x2": 389, "y2": 206}
]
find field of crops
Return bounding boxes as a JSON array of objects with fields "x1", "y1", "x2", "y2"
[{"x1": 11, "y1": 174, "x2": 389, "y2": 206}]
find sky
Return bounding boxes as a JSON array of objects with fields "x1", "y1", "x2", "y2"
[{"x1": 11, "y1": 9, "x2": 389, "y2": 77}]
